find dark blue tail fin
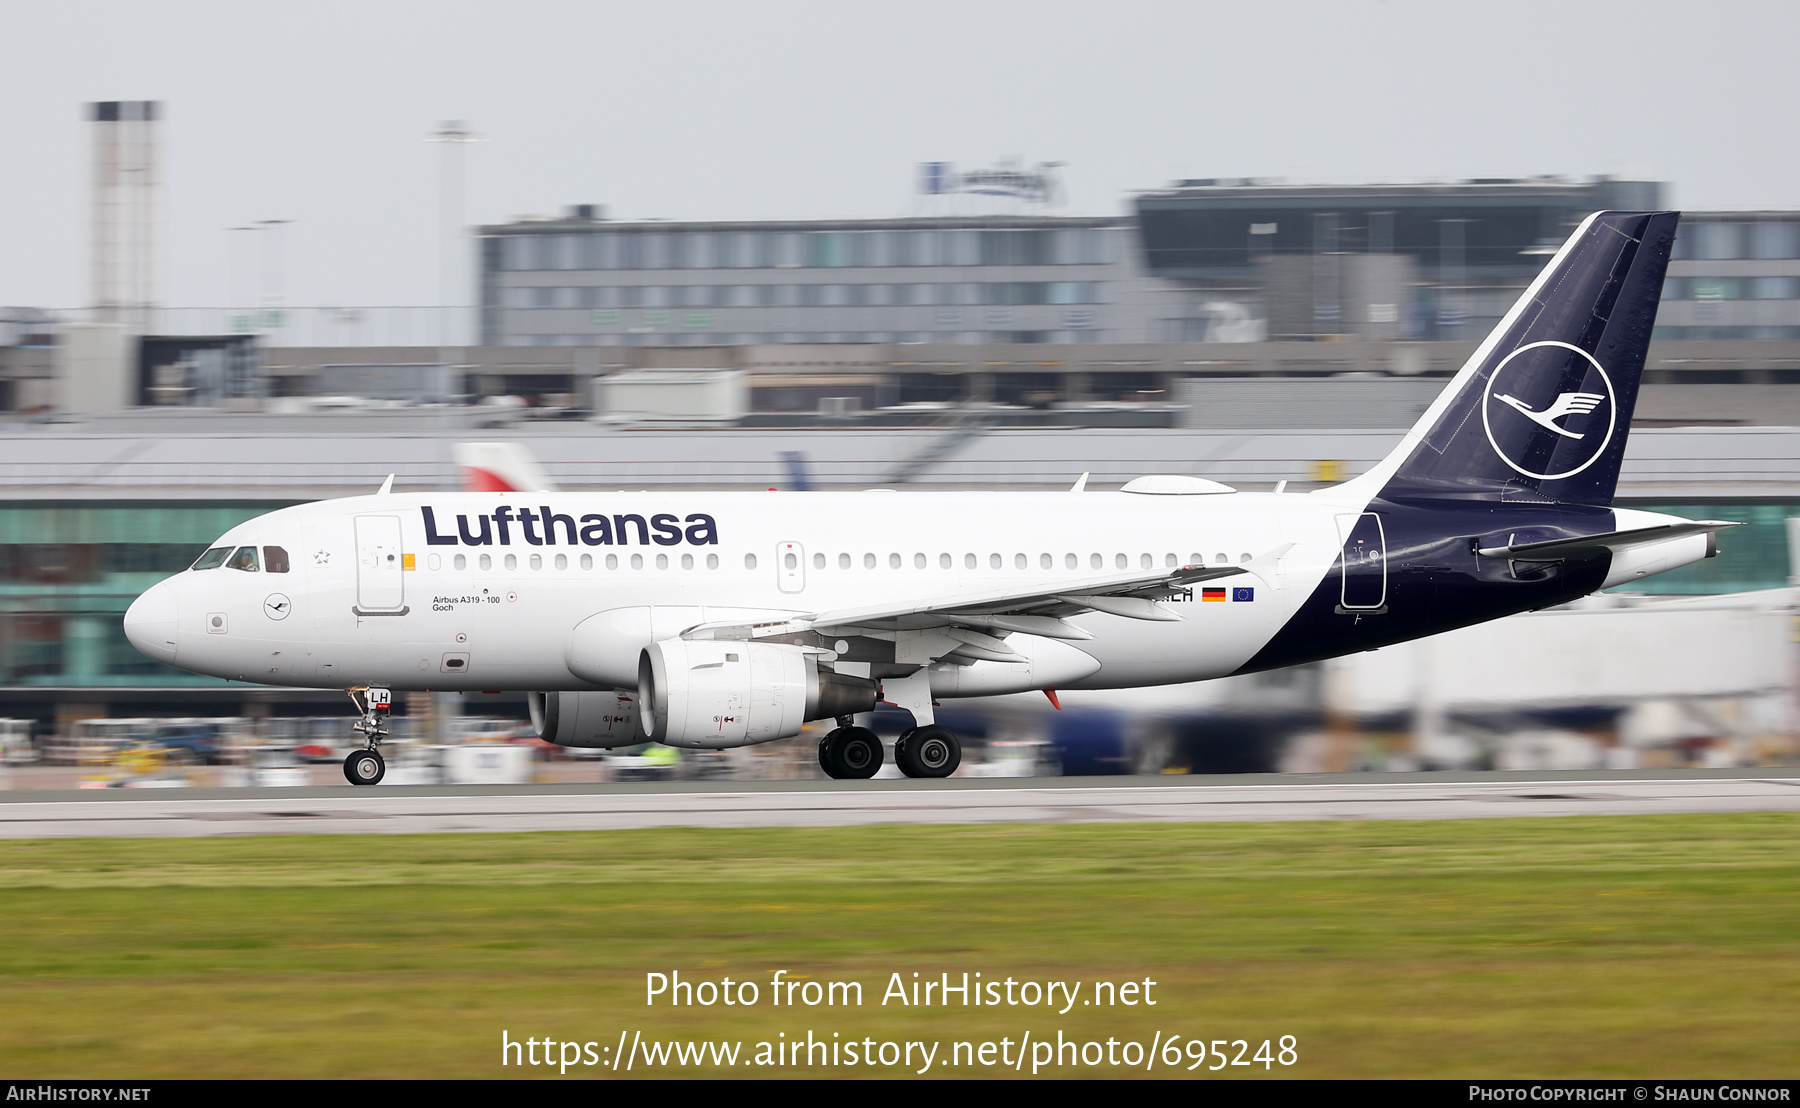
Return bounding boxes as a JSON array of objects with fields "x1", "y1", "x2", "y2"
[{"x1": 1366, "y1": 210, "x2": 1677, "y2": 505}]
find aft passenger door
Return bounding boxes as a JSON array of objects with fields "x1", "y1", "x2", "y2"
[
  {"x1": 354, "y1": 515, "x2": 408, "y2": 613},
  {"x1": 1335, "y1": 512, "x2": 1387, "y2": 613}
]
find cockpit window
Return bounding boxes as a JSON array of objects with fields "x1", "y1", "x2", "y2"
[
  {"x1": 191, "y1": 547, "x2": 230, "y2": 571},
  {"x1": 263, "y1": 546, "x2": 290, "y2": 574},
  {"x1": 225, "y1": 546, "x2": 260, "y2": 572}
]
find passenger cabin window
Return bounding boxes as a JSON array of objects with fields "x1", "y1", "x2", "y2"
[
  {"x1": 225, "y1": 546, "x2": 260, "y2": 572},
  {"x1": 263, "y1": 546, "x2": 290, "y2": 573},
  {"x1": 191, "y1": 547, "x2": 230, "y2": 571}
]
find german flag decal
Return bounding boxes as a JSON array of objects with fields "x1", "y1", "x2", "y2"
[{"x1": 1201, "y1": 587, "x2": 1227, "y2": 602}]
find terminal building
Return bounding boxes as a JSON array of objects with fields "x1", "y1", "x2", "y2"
[
  {"x1": 6, "y1": 176, "x2": 1800, "y2": 418},
  {"x1": 477, "y1": 212, "x2": 1149, "y2": 347},
  {"x1": 475, "y1": 177, "x2": 1800, "y2": 351}
]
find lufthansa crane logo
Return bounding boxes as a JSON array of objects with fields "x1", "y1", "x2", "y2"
[{"x1": 1480, "y1": 340, "x2": 1616, "y2": 481}]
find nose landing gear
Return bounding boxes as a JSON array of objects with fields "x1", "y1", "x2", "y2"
[
  {"x1": 343, "y1": 686, "x2": 391, "y2": 787},
  {"x1": 344, "y1": 747, "x2": 385, "y2": 786}
]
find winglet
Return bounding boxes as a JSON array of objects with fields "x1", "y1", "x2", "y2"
[{"x1": 377, "y1": 474, "x2": 395, "y2": 495}]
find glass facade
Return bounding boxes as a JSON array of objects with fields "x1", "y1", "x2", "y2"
[
  {"x1": 0, "y1": 502, "x2": 288, "y2": 687},
  {"x1": 505, "y1": 281, "x2": 1107, "y2": 310},
  {"x1": 1654, "y1": 220, "x2": 1800, "y2": 340},
  {"x1": 483, "y1": 219, "x2": 1125, "y2": 345},
  {"x1": 497, "y1": 227, "x2": 1112, "y2": 272}
]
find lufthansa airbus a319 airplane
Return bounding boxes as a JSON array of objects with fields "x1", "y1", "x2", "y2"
[{"x1": 124, "y1": 210, "x2": 1733, "y2": 784}]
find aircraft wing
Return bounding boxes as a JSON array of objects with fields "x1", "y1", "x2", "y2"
[
  {"x1": 683, "y1": 544, "x2": 1291, "y2": 664},
  {"x1": 1477, "y1": 521, "x2": 1740, "y2": 561}
]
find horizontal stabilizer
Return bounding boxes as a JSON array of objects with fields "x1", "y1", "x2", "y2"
[{"x1": 1477, "y1": 521, "x2": 1740, "y2": 561}]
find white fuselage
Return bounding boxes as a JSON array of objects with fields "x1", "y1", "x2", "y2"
[{"x1": 126, "y1": 488, "x2": 1353, "y2": 695}]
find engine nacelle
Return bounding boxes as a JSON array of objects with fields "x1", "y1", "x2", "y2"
[
  {"x1": 637, "y1": 639, "x2": 878, "y2": 749},
  {"x1": 528, "y1": 690, "x2": 646, "y2": 749}
]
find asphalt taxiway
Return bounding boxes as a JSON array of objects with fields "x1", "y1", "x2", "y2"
[{"x1": 0, "y1": 769, "x2": 1794, "y2": 838}]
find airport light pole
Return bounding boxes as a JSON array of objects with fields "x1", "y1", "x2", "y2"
[
  {"x1": 256, "y1": 219, "x2": 291, "y2": 340},
  {"x1": 226, "y1": 225, "x2": 258, "y2": 334},
  {"x1": 427, "y1": 121, "x2": 481, "y2": 346}
]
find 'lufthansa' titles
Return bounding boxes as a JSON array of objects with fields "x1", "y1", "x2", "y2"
[{"x1": 421, "y1": 506, "x2": 719, "y2": 548}]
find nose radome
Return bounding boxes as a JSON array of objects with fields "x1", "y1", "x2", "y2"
[{"x1": 123, "y1": 581, "x2": 179, "y2": 665}]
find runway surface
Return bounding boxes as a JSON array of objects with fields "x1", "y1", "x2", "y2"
[{"x1": 0, "y1": 769, "x2": 1795, "y2": 838}]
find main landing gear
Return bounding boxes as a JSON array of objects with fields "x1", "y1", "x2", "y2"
[
  {"x1": 818, "y1": 725, "x2": 883, "y2": 780},
  {"x1": 817, "y1": 720, "x2": 962, "y2": 780},
  {"x1": 343, "y1": 686, "x2": 391, "y2": 786},
  {"x1": 895, "y1": 725, "x2": 961, "y2": 779}
]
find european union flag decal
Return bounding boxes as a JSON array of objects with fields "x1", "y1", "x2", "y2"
[{"x1": 1232, "y1": 586, "x2": 1254, "y2": 602}]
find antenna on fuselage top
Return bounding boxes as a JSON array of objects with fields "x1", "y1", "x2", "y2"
[
  {"x1": 1069, "y1": 472, "x2": 1089, "y2": 493},
  {"x1": 377, "y1": 474, "x2": 395, "y2": 495}
]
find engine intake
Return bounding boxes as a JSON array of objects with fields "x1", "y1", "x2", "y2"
[
  {"x1": 528, "y1": 690, "x2": 646, "y2": 749},
  {"x1": 637, "y1": 639, "x2": 878, "y2": 748}
]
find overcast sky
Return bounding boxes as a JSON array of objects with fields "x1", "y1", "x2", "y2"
[{"x1": 3, "y1": 0, "x2": 1795, "y2": 311}]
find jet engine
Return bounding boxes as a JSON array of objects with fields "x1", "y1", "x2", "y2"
[
  {"x1": 637, "y1": 639, "x2": 878, "y2": 748},
  {"x1": 528, "y1": 690, "x2": 646, "y2": 749}
]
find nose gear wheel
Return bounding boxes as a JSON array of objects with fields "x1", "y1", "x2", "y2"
[{"x1": 343, "y1": 747, "x2": 386, "y2": 786}]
